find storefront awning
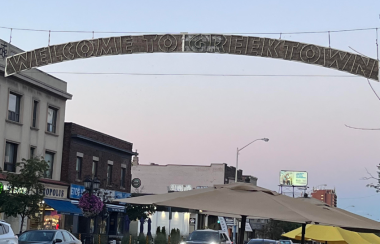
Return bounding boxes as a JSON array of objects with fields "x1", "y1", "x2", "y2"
[{"x1": 44, "y1": 199, "x2": 83, "y2": 215}]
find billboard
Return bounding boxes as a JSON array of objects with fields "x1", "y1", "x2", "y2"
[{"x1": 279, "y1": 170, "x2": 308, "y2": 186}]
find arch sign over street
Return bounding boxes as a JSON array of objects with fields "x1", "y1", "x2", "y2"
[{"x1": 4, "y1": 33, "x2": 379, "y2": 81}]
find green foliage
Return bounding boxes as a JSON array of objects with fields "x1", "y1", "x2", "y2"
[
  {"x1": 125, "y1": 199, "x2": 156, "y2": 221},
  {"x1": 256, "y1": 220, "x2": 301, "y2": 240},
  {"x1": 138, "y1": 233, "x2": 147, "y2": 244},
  {"x1": 154, "y1": 226, "x2": 167, "y2": 244},
  {"x1": 170, "y1": 229, "x2": 181, "y2": 244},
  {"x1": 122, "y1": 234, "x2": 141, "y2": 244},
  {"x1": 0, "y1": 157, "x2": 49, "y2": 233}
]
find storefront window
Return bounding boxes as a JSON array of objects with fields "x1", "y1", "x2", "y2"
[
  {"x1": 99, "y1": 218, "x2": 107, "y2": 234},
  {"x1": 43, "y1": 211, "x2": 61, "y2": 230},
  {"x1": 90, "y1": 218, "x2": 95, "y2": 233},
  {"x1": 117, "y1": 213, "x2": 124, "y2": 235}
]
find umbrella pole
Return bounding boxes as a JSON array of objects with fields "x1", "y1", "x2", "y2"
[
  {"x1": 301, "y1": 224, "x2": 306, "y2": 244},
  {"x1": 239, "y1": 216, "x2": 247, "y2": 244}
]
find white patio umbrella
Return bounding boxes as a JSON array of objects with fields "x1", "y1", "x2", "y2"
[{"x1": 119, "y1": 183, "x2": 380, "y2": 244}]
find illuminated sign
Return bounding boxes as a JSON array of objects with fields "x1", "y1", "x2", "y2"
[
  {"x1": 279, "y1": 170, "x2": 308, "y2": 187},
  {"x1": 4, "y1": 34, "x2": 378, "y2": 81},
  {"x1": 168, "y1": 184, "x2": 192, "y2": 192}
]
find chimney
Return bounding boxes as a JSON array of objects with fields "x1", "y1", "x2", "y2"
[{"x1": 132, "y1": 151, "x2": 139, "y2": 166}]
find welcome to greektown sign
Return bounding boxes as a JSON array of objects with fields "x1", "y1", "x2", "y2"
[{"x1": 4, "y1": 34, "x2": 379, "y2": 81}]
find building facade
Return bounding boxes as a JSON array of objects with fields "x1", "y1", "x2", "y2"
[
  {"x1": 131, "y1": 162, "x2": 257, "y2": 238},
  {"x1": 0, "y1": 39, "x2": 72, "y2": 233},
  {"x1": 61, "y1": 122, "x2": 136, "y2": 238},
  {"x1": 131, "y1": 163, "x2": 251, "y2": 194},
  {"x1": 311, "y1": 189, "x2": 337, "y2": 207}
]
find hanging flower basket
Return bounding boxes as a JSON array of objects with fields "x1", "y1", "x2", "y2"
[{"x1": 79, "y1": 193, "x2": 104, "y2": 218}]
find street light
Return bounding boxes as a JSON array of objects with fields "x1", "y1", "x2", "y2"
[
  {"x1": 84, "y1": 177, "x2": 101, "y2": 244},
  {"x1": 233, "y1": 138, "x2": 269, "y2": 244},
  {"x1": 234, "y1": 138, "x2": 269, "y2": 183}
]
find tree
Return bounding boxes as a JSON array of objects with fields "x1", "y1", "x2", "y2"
[
  {"x1": 256, "y1": 220, "x2": 301, "y2": 240},
  {"x1": 125, "y1": 193, "x2": 156, "y2": 221},
  {"x1": 0, "y1": 157, "x2": 49, "y2": 233},
  {"x1": 364, "y1": 165, "x2": 380, "y2": 192}
]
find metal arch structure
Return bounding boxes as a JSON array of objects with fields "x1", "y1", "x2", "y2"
[{"x1": 4, "y1": 33, "x2": 379, "y2": 81}]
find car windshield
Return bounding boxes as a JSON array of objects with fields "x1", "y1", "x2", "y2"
[
  {"x1": 188, "y1": 231, "x2": 219, "y2": 242},
  {"x1": 280, "y1": 241, "x2": 292, "y2": 244},
  {"x1": 19, "y1": 231, "x2": 55, "y2": 241}
]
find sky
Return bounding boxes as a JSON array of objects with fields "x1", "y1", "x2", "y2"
[{"x1": 1, "y1": 0, "x2": 380, "y2": 220}]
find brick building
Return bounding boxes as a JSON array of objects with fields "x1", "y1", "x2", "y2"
[
  {"x1": 62, "y1": 122, "x2": 137, "y2": 237},
  {"x1": 62, "y1": 122, "x2": 136, "y2": 190},
  {"x1": 311, "y1": 189, "x2": 337, "y2": 207}
]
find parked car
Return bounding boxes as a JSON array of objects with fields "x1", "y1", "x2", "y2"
[
  {"x1": 18, "y1": 229, "x2": 81, "y2": 244},
  {"x1": 279, "y1": 240, "x2": 293, "y2": 244},
  {"x1": 0, "y1": 220, "x2": 18, "y2": 244},
  {"x1": 182, "y1": 230, "x2": 232, "y2": 244},
  {"x1": 247, "y1": 239, "x2": 280, "y2": 244}
]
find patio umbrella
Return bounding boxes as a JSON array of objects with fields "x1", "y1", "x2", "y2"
[
  {"x1": 147, "y1": 218, "x2": 152, "y2": 236},
  {"x1": 124, "y1": 215, "x2": 130, "y2": 233},
  {"x1": 119, "y1": 183, "x2": 380, "y2": 244},
  {"x1": 140, "y1": 217, "x2": 145, "y2": 234},
  {"x1": 358, "y1": 233, "x2": 380, "y2": 243},
  {"x1": 282, "y1": 224, "x2": 373, "y2": 244}
]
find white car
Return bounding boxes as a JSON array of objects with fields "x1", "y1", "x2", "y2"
[{"x1": 0, "y1": 220, "x2": 18, "y2": 244}]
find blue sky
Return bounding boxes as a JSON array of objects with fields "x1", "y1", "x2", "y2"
[{"x1": 1, "y1": 1, "x2": 380, "y2": 221}]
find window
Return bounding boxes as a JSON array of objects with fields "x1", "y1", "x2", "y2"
[
  {"x1": 30, "y1": 147, "x2": 35, "y2": 159},
  {"x1": 44, "y1": 152, "x2": 54, "y2": 179},
  {"x1": 76, "y1": 157, "x2": 82, "y2": 179},
  {"x1": 0, "y1": 224, "x2": 4, "y2": 235},
  {"x1": 117, "y1": 213, "x2": 124, "y2": 235},
  {"x1": 120, "y1": 168, "x2": 126, "y2": 188},
  {"x1": 47, "y1": 107, "x2": 58, "y2": 133},
  {"x1": 8, "y1": 92, "x2": 21, "y2": 122},
  {"x1": 107, "y1": 165, "x2": 113, "y2": 185},
  {"x1": 55, "y1": 231, "x2": 64, "y2": 241},
  {"x1": 32, "y1": 100, "x2": 39, "y2": 127},
  {"x1": 92, "y1": 161, "x2": 98, "y2": 177},
  {"x1": 4, "y1": 142, "x2": 18, "y2": 172},
  {"x1": 62, "y1": 231, "x2": 72, "y2": 242}
]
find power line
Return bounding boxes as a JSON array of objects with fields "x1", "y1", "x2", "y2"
[
  {"x1": 24, "y1": 71, "x2": 362, "y2": 77},
  {"x1": 0, "y1": 26, "x2": 379, "y2": 35}
]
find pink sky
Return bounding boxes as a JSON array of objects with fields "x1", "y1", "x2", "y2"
[{"x1": 2, "y1": 0, "x2": 380, "y2": 220}]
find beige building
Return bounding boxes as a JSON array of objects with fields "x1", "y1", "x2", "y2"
[{"x1": 0, "y1": 39, "x2": 72, "y2": 232}]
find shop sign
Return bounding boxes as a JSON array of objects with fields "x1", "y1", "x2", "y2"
[
  {"x1": 131, "y1": 178, "x2": 141, "y2": 188},
  {"x1": 108, "y1": 207, "x2": 125, "y2": 213},
  {"x1": 5, "y1": 34, "x2": 379, "y2": 81},
  {"x1": 69, "y1": 184, "x2": 130, "y2": 200},
  {"x1": 169, "y1": 184, "x2": 192, "y2": 192},
  {"x1": 43, "y1": 184, "x2": 67, "y2": 199},
  {"x1": 70, "y1": 184, "x2": 86, "y2": 199},
  {"x1": 196, "y1": 186, "x2": 209, "y2": 189},
  {"x1": 218, "y1": 217, "x2": 228, "y2": 232},
  {"x1": 1, "y1": 181, "x2": 27, "y2": 194}
]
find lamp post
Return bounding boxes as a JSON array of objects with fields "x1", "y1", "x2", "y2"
[
  {"x1": 83, "y1": 177, "x2": 101, "y2": 244},
  {"x1": 233, "y1": 138, "x2": 269, "y2": 244}
]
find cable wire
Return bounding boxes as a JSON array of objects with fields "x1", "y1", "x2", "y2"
[
  {"x1": 23, "y1": 71, "x2": 362, "y2": 77},
  {"x1": 0, "y1": 26, "x2": 379, "y2": 35}
]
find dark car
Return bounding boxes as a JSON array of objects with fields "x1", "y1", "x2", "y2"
[
  {"x1": 18, "y1": 229, "x2": 81, "y2": 244},
  {"x1": 183, "y1": 230, "x2": 231, "y2": 244},
  {"x1": 247, "y1": 239, "x2": 280, "y2": 244}
]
